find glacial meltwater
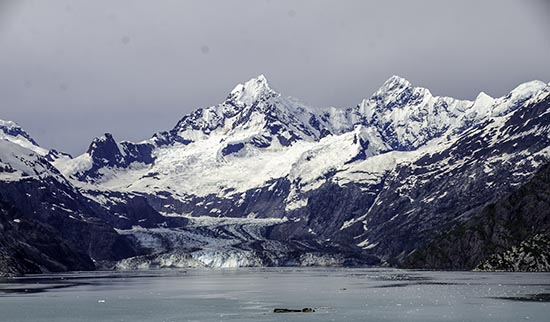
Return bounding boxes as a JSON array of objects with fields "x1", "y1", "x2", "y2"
[{"x1": 0, "y1": 268, "x2": 549, "y2": 322}]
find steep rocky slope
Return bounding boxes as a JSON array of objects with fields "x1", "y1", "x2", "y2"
[
  {"x1": 49, "y1": 75, "x2": 549, "y2": 269},
  {"x1": 0, "y1": 137, "x2": 140, "y2": 276},
  {"x1": 403, "y1": 162, "x2": 550, "y2": 270},
  {"x1": 1, "y1": 75, "x2": 549, "y2": 273}
]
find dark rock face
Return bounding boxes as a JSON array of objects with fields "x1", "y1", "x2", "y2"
[
  {"x1": 142, "y1": 178, "x2": 291, "y2": 219},
  {"x1": 44, "y1": 149, "x2": 72, "y2": 162},
  {"x1": 87, "y1": 133, "x2": 123, "y2": 162},
  {"x1": 78, "y1": 133, "x2": 155, "y2": 181},
  {"x1": 221, "y1": 142, "x2": 245, "y2": 156},
  {"x1": 0, "y1": 202, "x2": 94, "y2": 276},
  {"x1": 477, "y1": 234, "x2": 550, "y2": 272},
  {"x1": 0, "y1": 177, "x2": 139, "y2": 264},
  {"x1": 268, "y1": 181, "x2": 384, "y2": 245},
  {"x1": 82, "y1": 190, "x2": 188, "y2": 229},
  {"x1": 0, "y1": 146, "x2": 141, "y2": 275},
  {"x1": 402, "y1": 163, "x2": 550, "y2": 270}
]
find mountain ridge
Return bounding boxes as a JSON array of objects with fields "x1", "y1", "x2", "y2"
[{"x1": 1, "y1": 74, "x2": 549, "y2": 275}]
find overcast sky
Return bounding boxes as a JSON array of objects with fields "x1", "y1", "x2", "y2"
[{"x1": 0, "y1": 0, "x2": 549, "y2": 155}]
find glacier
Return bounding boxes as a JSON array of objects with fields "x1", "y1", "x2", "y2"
[{"x1": 1, "y1": 74, "x2": 550, "y2": 274}]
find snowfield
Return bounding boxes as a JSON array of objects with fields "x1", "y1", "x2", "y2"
[{"x1": 2, "y1": 74, "x2": 549, "y2": 271}]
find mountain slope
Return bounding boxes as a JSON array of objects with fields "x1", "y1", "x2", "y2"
[
  {"x1": 0, "y1": 200, "x2": 94, "y2": 276},
  {"x1": 57, "y1": 76, "x2": 545, "y2": 203},
  {"x1": 2, "y1": 75, "x2": 549, "y2": 272},
  {"x1": 45, "y1": 75, "x2": 549, "y2": 269},
  {"x1": 0, "y1": 120, "x2": 48, "y2": 156},
  {"x1": 342, "y1": 86, "x2": 550, "y2": 262},
  {"x1": 0, "y1": 138, "x2": 140, "y2": 276},
  {"x1": 403, "y1": 161, "x2": 550, "y2": 271}
]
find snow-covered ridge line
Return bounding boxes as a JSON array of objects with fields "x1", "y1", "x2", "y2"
[
  {"x1": 0, "y1": 119, "x2": 48, "y2": 156},
  {"x1": 1, "y1": 75, "x2": 549, "y2": 273},
  {"x1": 48, "y1": 75, "x2": 547, "y2": 201},
  {"x1": 0, "y1": 140, "x2": 66, "y2": 182},
  {"x1": 3, "y1": 75, "x2": 548, "y2": 202}
]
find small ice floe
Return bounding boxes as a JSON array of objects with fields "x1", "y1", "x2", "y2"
[{"x1": 13, "y1": 219, "x2": 21, "y2": 223}]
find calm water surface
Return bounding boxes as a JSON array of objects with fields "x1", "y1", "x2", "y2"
[{"x1": 0, "y1": 268, "x2": 549, "y2": 322}]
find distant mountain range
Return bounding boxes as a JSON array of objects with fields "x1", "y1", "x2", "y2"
[{"x1": 1, "y1": 75, "x2": 549, "y2": 276}]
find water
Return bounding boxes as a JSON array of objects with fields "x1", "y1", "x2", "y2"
[{"x1": 0, "y1": 268, "x2": 549, "y2": 322}]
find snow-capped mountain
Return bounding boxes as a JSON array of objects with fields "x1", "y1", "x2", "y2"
[
  {"x1": 0, "y1": 120, "x2": 48, "y2": 156},
  {"x1": 1, "y1": 74, "x2": 550, "y2": 274},
  {"x1": 0, "y1": 120, "x2": 72, "y2": 163},
  {"x1": 0, "y1": 127, "x2": 140, "y2": 276},
  {"x1": 56, "y1": 75, "x2": 548, "y2": 204},
  {"x1": 167, "y1": 74, "x2": 327, "y2": 145}
]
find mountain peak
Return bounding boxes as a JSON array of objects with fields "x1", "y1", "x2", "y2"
[
  {"x1": 228, "y1": 74, "x2": 277, "y2": 106},
  {"x1": 383, "y1": 75, "x2": 412, "y2": 90},
  {"x1": 474, "y1": 91, "x2": 494, "y2": 106},
  {"x1": 87, "y1": 133, "x2": 118, "y2": 155},
  {"x1": 369, "y1": 75, "x2": 417, "y2": 103},
  {"x1": 0, "y1": 119, "x2": 36, "y2": 144},
  {"x1": 0, "y1": 119, "x2": 48, "y2": 156},
  {"x1": 0, "y1": 119, "x2": 18, "y2": 130},
  {"x1": 367, "y1": 75, "x2": 426, "y2": 105},
  {"x1": 509, "y1": 80, "x2": 547, "y2": 95},
  {"x1": 251, "y1": 74, "x2": 268, "y2": 84},
  {"x1": 470, "y1": 91, "x2": 495, "y2": 114}
]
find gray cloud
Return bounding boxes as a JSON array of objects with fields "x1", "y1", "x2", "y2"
[{"x1": 0, "y1": 0, "x2": 548, "y2": 154}]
